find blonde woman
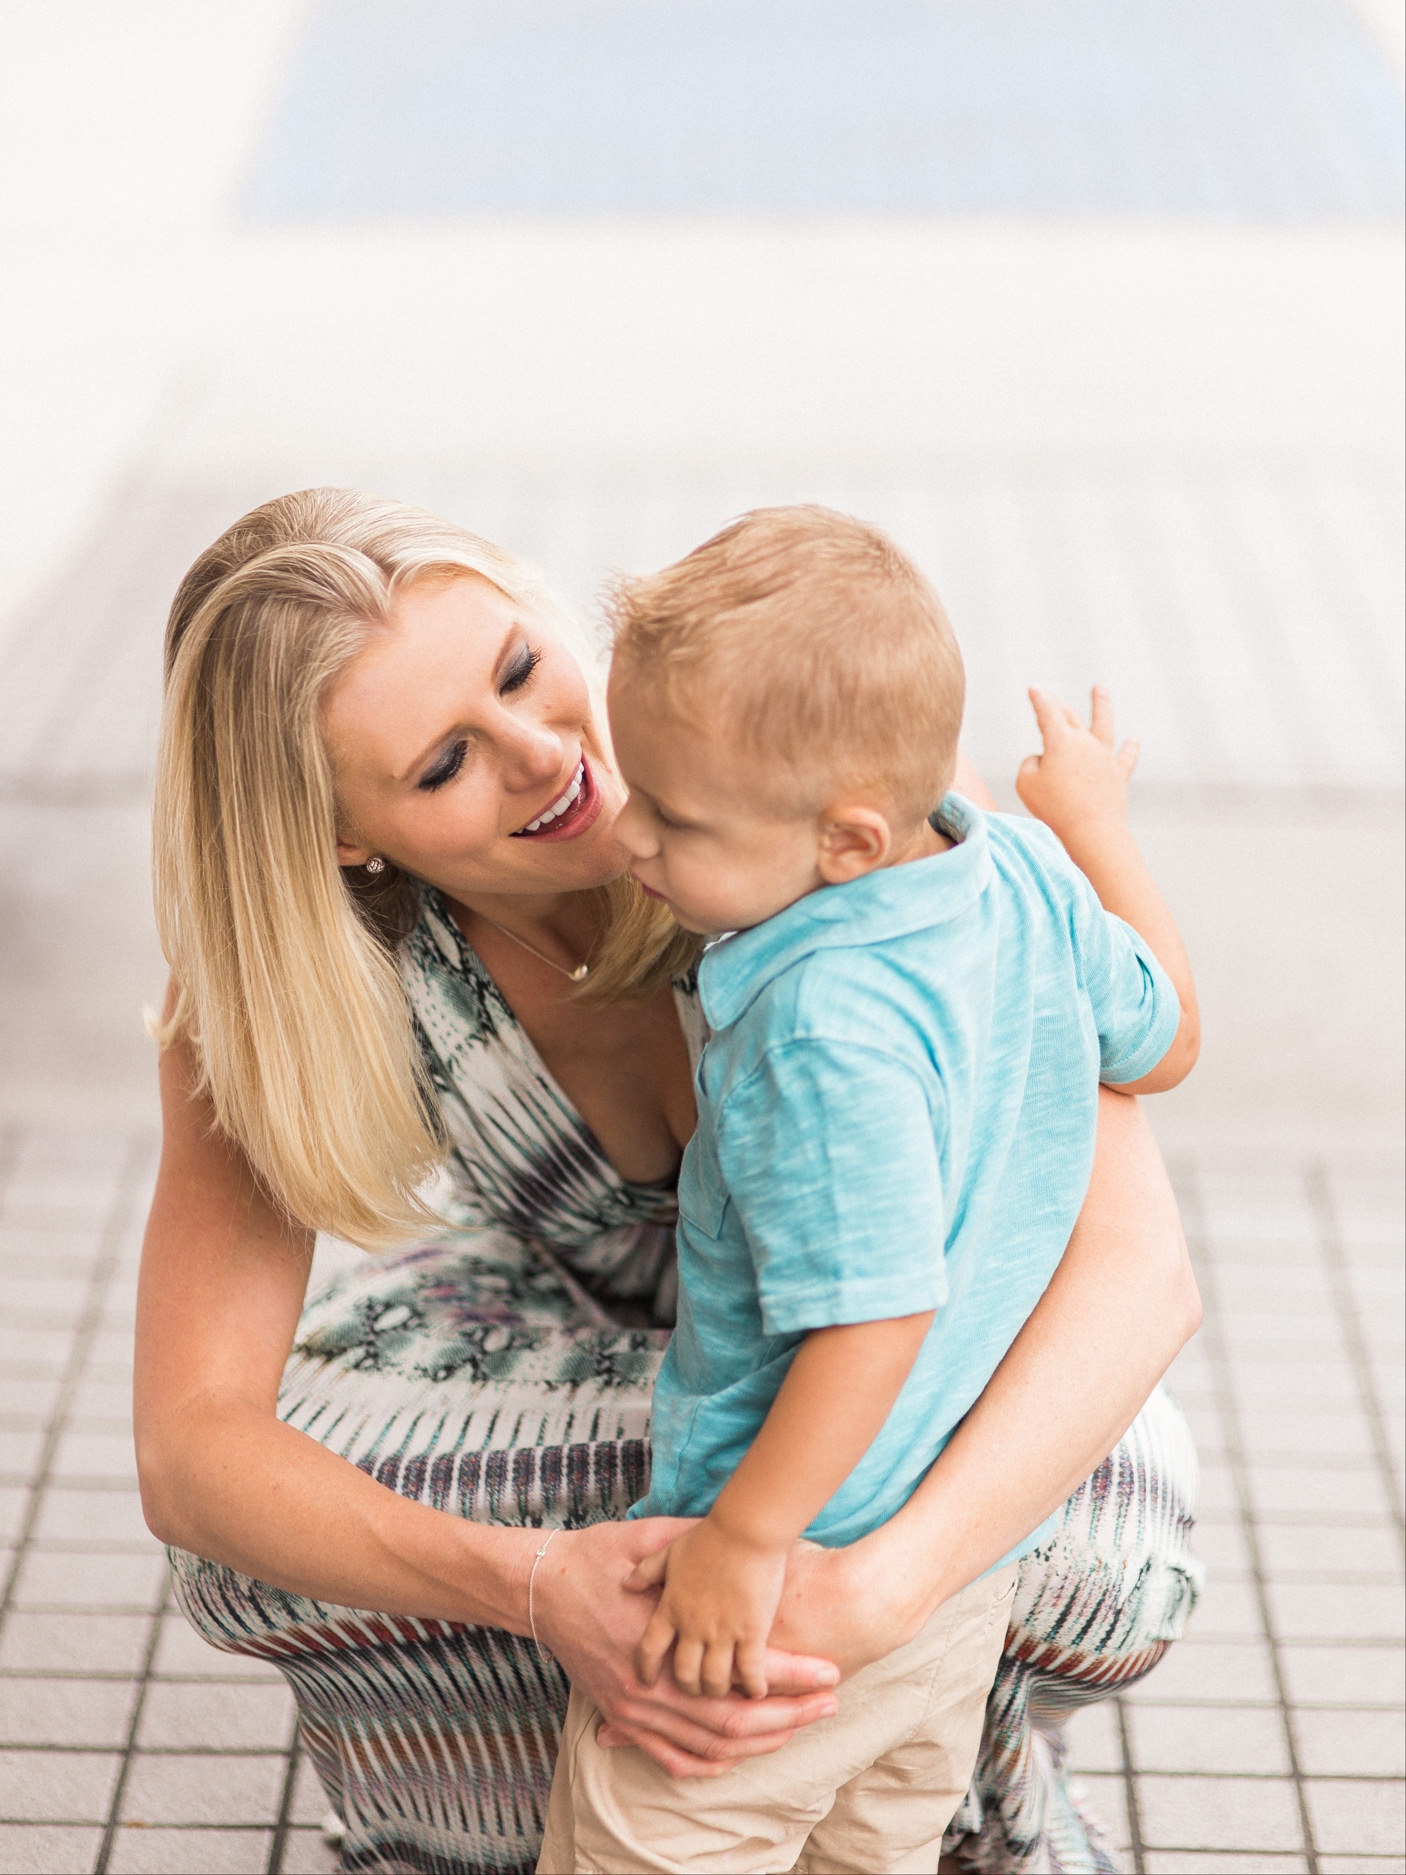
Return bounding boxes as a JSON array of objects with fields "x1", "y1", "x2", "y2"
[{"x1": 137, "y1": 489, "x2": 1202, "y2": 1875}]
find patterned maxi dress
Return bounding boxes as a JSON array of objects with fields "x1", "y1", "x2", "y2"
[{"x1": 170, "y1": 888, "x2": 1202, "y2": 1875}]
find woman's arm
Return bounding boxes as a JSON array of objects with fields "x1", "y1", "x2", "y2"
[
  {"x1": 136, "y1": 1007, "x2": 838, "y2": 1771},
  {"x1": 767, "y1": 1085, "x2": 1201, "y2": 1673}
]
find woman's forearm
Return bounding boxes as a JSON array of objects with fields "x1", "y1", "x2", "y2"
[
  {"x1": 848, "y1": 1087, "x2": 1199, "y2": 1624},
  {"x1": 140, "y1": 1396, "x2": 540, "y2": 1628}
]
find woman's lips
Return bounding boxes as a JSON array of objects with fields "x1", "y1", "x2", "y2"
[{"x1": 511, "y1": 756, "x2": 604, "y2": 843}]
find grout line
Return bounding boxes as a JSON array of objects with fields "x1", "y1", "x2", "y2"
[
  {"x1": 1113, "y1": 1694, "x2": 1148, "y2": 1874},
  {"x1": 93, "y1": 1574, "x2": 170, "y2": 1875},
  {"x1": 1306, "y1": 1162, "x2": 1406, "y2": 1555},
  {"x1": 0, "y1": 1134, "x2": 151, "y2": 1633},
  {"x1": 1175, "y1": 1162, "x2": 1322, "y2": 1875},
  {"x1": 266, "y1": 1724, "x2": 303, "y2": 1875}
]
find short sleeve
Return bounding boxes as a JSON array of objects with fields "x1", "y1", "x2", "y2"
[
  {"x1": 714, "y1": 1040, "x2": 949, "y2": 1335},
  {"x1": 1072, "y1": 888, "x2": 1182, "y2": 1085}
]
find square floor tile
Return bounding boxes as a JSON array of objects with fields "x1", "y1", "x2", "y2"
[
  {"x1": 1317, "y1": 1860, "x2": 1405, "y2": 1874},
  {"x1": 1188, "y1": 1575, "x2": 1265, "y2": 1639},
  {"x1": 1129, "y1": 1703, "x2": 1291, "y2": 1775},
  {"x1": 0, "y1": 1748, "x2": 120, "y2": 1822},
  {"x1": 0, "y1": 1824, "x2": 104, "y2": 1873},
  {"x1": 0, "y1": 1676, "x2": 137, "y2": 1747},
  {"x1": 137, "y1": 1681, "x2": 295, "y2": 1753},
  {"x1": 1305, "y1": 1777, "x2": 1406, "y2": 1856},
  {"x1": 288, "y1": 1754, "x2": 334, "y2": 1827},
  {"x1": 0, "y1": 1611, "x2": 152, "y2": 1674},
  {"x1": 0, "y1": 1380, "x2": 62, "y2": 1421},
  {"x1": 1063, "y1": 1700, "x2": 1123, "y2": 1774},
  {"x1": 0, "y1": 1488, "x2": 31, "y2": 1543},
  {"x1": 150, "y1": 1616, "x2": 283, "y2": 1682},
  {"x1": 1124, "y1": 1640, "x2": 1278, "y2": 1705},
  {"x1": 1294, "y1": 1706, "x2": 1406, "y2": 1778},
  {"x1": 1191, "y1": 1520, "x2": 1253, "y2": 1577},
  {"x1": 107, "y1": 1824, "x2": 273, "y2": 1873},
  {"x1": 1143, "y1": 1856, "x2": 1307, "y2": 1873},
  {"x1": 1257, "y1": 1522, "x2": 1403, "y2": 1579},
  {"x1": 280, "y1": 1829, "x2": 341, "y2": 1874},
  {"x1": 32, "y1": 1489, "x2": 153, "y2": 1547},
  {"x1": 119, "y1": 1753, "x2": 285, "y2": 1826},
  {"x1": 1268, "y1": 1580, "x2": 1405, "y2": 1642},
  {"x1": 51, "y1": 1429, "x2": 137, "y2": 1483},
  {"x1": 0, "y1": 1431, "x2": 46, "y2": 1481},
  {"x1": 1068, "y1": 1772, "x2": 1128, "y2": 1854},
  {"x1": 1137, "y1": 1773, "x2": 1304, "y2": 1851},
  {"x1": 12, "y1": 1548, "x2": 167, "y2": 1610},
  {"x1": 1248, "y1": 1465, "x2": 1392, "y2": 1519},
  {"x1": 1240, "y1": 1408, "x2": 1376, "y2": 1460},
  {"x1": 1280, "y1": 1645, "x2": 1406, "y2": 1706}
]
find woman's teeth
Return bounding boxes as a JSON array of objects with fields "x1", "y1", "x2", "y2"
[{"x1": 518, "y1": 761, "x2": 585, "y2": 835}]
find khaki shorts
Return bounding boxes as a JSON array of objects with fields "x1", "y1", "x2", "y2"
[{"x1": 537, "y1": 1561, "x2": 1018, "y2": 1875}]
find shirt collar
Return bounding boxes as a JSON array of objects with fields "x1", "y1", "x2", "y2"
[{"x1": 698, "y1": 793, "x2": 994, "y2": 1032}]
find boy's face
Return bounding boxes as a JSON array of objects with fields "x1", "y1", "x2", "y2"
[{"x1": 607, "y1": 666, "x2": 829, "y2": 934}]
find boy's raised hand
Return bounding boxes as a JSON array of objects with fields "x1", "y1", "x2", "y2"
[
  {"x1": 1016, "y1": 685, "x2": 1139, "y2": 842},
  {"x1": 628, "y1": 1516, "x2": 788, "y2": 1701}
]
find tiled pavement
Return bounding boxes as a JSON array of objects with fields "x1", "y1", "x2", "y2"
[{"x1": 0, "y1": 1124, "x2": 1400, "y2": 1874}]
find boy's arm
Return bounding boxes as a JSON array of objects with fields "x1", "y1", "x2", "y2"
[
  {"x1": 632, "y1": 1311, "x2": 934, "y2": 1700},
  {"x1": 1017, "y1": 686, "x2": 1199, "y2": 1092}
]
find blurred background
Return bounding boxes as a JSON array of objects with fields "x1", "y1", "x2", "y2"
[
  {"x1": 0, "y1": 0, "x2": 1401, "y2": 1155},
  {"x1": 0, "y1": 0, "x2": 1402, "y2": 1155},
  {"x1": 0, "y1": 7, "x2": 1402, "y2": 1872}
]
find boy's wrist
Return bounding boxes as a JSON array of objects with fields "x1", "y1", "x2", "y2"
[{"x1": 706, "y1": 1501, "x2": 794, "y2": 1558}]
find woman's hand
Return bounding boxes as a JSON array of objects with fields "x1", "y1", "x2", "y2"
[
  {"x1": 530, "y1": 1518, "x2": 839, "y2": 1777},
  {"x1": 766, "y1": 1536, "x2": 931, "y2": 1680}
]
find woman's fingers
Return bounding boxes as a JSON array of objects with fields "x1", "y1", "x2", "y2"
[
  {"x1": 634, "y1": 1606, "x2": 676, "y2": 1688},
  {"x1": 753, "y1": 1647, "x2": 840, "y2": 1695},
  {"x1": 596, "y1": 1717, "x2": 797, "y2": 1778}
]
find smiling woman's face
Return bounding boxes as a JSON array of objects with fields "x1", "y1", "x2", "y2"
[{"x1": 323, "y1": 572, "x2": 630, "y2": 905}]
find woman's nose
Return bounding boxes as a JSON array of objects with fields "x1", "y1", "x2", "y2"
[{"x1": 498, "y1": 714, "x2": 567, "y2": 790}]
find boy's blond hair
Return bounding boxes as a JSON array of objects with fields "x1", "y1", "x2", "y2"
[{"x1": 611, "y1": 506, "x2": 965, "y2": 823}]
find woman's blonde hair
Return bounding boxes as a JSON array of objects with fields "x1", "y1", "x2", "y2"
[{"x1": 152, "y1": 487, "x2": 694, "y2": 1248}]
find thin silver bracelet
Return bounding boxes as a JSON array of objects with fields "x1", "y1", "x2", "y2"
[{"x1": 528, "y1": 1528, "x2": 560, "y2": 1663}]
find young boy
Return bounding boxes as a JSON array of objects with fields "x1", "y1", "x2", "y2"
[{"x1": 537, "y1": 507, "x2": 1198, "y2": 1875}]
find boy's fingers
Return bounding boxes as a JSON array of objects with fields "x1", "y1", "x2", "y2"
[
  {"x1": 1027, "y1": 686, "x2": 1066, "y2": 746},
  {"x1": 626, "y1": 1548, "x2": 669, "y2": 1593},
  {"x1": 672, "y1": 1637, "x2": 704, "y2": 1698},
  {"x1": 1117, "y1": 737, "x2": 1140, "y2": 779},
  {"x1": 635, "y1": 1608, "x2": 675, "y2": 1688},
  {"x1": 1090, "y1": 685, "x2": 1116, "y2": 747},
  {"x1": 734, "y1": 1642, "x2": 770, "y2": 1701},
  {"x1": 701, "y1": 1641, "x2": 736, "y2": 1701}
]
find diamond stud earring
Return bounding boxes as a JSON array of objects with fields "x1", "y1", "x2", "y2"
[{"x1": 365, "y1": 856, "x2": 386, "y2": 875}]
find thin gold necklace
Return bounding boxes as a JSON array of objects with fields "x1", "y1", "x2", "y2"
[{"x1": 472, "y1": 911, "x2": 591, "y2": 982}]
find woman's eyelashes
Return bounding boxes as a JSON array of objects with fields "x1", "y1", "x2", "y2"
[
  {"x1": 501, "y1": 646, "x2": 541, "y2": 693},
  {"x1": 416, "y1": 647, "x2": 541, "y2": 791},
  {"x1": 418, "y1": 740, "x2": 468, "y2": 792}
]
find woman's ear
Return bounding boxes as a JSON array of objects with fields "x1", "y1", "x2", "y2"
[
  {"x1": 816, "y1": 805, "x2": 892, "y2": 885},
  {"x1": 335, "y1": 836, "x2": 372, "y2": 869}
]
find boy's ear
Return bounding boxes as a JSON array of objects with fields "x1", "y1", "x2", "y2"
[{"x1": 817, "y1": 804, "x2": 892, "y2": 884}]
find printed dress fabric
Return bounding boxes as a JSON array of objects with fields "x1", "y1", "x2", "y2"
[{"x1": 169, "y1": 888, "x2": 1202, "y2": 1875}]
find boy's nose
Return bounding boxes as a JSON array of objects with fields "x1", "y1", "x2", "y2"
[{"x1": 615, "y1": 794, "x2": 656, "y2": 859}]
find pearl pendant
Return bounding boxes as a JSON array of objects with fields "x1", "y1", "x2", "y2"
[{"x1": 569, "y1": 963, "x2": 590, "y2": 982}]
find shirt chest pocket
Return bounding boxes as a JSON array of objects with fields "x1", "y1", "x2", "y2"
[{"x1": 678, "y1": 1123, "x2": 732, "y2": 1240}]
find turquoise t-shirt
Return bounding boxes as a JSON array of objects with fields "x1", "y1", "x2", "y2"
[{"x1": 632, "y1": 796, "x2": 1180, "y2": 1561}]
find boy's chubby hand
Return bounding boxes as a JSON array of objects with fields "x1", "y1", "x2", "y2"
[
  {"x1": 1016, "y1": 686, "x2": 1138, "y2": 844},
  {"x1": 627, "y1": 1516, "x2": 788, "y2": 1701}
]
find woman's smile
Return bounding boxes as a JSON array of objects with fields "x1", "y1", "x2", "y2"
[{"x1": 510, "y1": 755, "x2": 604, "y2": 843}]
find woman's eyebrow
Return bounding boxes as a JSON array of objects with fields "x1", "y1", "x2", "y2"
[{"x1": 397, "y1": 623, "x2": 521, "y2": 782}]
